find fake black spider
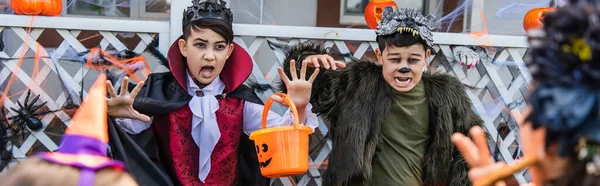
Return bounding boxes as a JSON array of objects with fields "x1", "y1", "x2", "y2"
[{"x1": 7, "y1": 90, "x2": 55, "y2": 134}]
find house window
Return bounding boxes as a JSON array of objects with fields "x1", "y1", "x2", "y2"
[
  {"x1": 141, "y1": 0, "x2": 170, "y2": 18},
  {"x1": 339, "y1": 0, "x2": 426, "y2": 26},
  {"x1": 64, "y1": 0, "x2": 170, "y2": 20},
  {"x1": 0, "y1": 0, "x2": 9, "y2": 14}
]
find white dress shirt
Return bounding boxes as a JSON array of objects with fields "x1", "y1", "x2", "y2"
[{"x1": 115, "y1": 73, "x2": 318, "y2": 182}]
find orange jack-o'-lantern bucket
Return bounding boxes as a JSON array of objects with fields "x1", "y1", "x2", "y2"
[{"x1": 249, "y1": 92, "x2": 313, "y2": 178}]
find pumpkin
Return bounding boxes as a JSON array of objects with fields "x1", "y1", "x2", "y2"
[
  {"x1": 11, "y1": 0, "x2": 63, "y2": 16},
  {"x1": 10, "y1": 0, "x2": 23, "y2": 15},
  {"x1": 42, "y1": 0, "x2": 63, "y2": 16},
  {"x1": 523, "y1": 7, "x2": 555, "y2": 32},
  {"x1": 364, "y1": 0, "x2": 398, "y2": 29}
]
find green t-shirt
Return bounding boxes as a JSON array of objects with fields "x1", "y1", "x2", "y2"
[{"x1": 370, "y1": 81, "x2": 430, "y2": 186}]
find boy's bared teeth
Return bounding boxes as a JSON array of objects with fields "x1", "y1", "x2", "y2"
[
  {"x1": 395, "y1": 77, "x2": 412, "y2": 81},
  {"x1": 394, "y1": 77, "x2": 412, "y2": 85}
]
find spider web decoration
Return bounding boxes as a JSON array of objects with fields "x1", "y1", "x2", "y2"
[{"x1": 0, "y1": 18, "x2": 166, "y2": 172}]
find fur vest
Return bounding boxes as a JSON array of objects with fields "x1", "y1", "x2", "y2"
[{"x1": 279, "y1": 43, "x2": 483, "y2": 186}]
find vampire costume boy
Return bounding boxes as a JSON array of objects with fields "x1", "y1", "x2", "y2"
[{"x1": 105, "y1": 0, "x2": 318, "y2": 186}]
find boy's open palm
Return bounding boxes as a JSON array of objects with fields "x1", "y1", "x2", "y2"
[
  {"x1": 272, "y1": 59, "x2": 320, "y2": 108},
  {"x1": 106, "y1": 77, "x2": 151, "y2": 122}
]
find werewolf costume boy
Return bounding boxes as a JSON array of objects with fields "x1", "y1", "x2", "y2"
[
  {"x1": 104, "y1": 0, "x2": 319, "y2": 186},
  {"x1": 280, "y1": 7, "x2": 482, "y2": 186}
]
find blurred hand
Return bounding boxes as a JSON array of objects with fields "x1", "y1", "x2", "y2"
[{"x1": 106, "y1": 77, "x2": 150, "y2": 122}]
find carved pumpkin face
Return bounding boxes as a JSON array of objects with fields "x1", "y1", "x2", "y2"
[
  {"x1": 11, "y1": 0, "x2": 63, "y2": 16},
  {"x1": 256, "y1": 143, "x2": 274, "y2": 168},
  {"x1": 364, "y1": 0, "x2": 398, "y2": 29},
  {"x1": 523, "y1": 7, "x2": 556, "y2": 32}
]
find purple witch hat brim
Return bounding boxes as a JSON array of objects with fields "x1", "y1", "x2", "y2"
[
  {"x1": 36, "y1": 134, "x2": 126, "y2": 186},
  {"x1": 37, "y1": 134, "x2": 125, "y2": 171}
]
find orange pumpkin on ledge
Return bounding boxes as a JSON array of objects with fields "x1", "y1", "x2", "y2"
[
  {"x1": 364, "y1": 0, "x2": 398, "y2": 29},
  {"x1": 523, "y1": 7, "x2": 555, "y2": 32},
  {"x1": 11, "y1": 0, "x2": 63, "y2": 16}
]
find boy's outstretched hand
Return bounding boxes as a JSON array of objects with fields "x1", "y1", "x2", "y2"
[
  {"x1": 106, "y1": 77, "x2": 151, "y2": 122},
  {"x1": 272, "y1": 59, "x2": 319, "y2": 110}
]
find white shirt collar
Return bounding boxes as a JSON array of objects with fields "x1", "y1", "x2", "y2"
[{"x1": 186, "y1": 72, "x2": 226, "y2": 96}]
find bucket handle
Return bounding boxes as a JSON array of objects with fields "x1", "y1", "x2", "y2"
[{"x1": 261, "y1": 92, "x2": 300, "y2": 129}]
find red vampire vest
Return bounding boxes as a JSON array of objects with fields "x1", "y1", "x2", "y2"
[{"x1": 151, "y1": 96, "x2": 245, "y2": 186}]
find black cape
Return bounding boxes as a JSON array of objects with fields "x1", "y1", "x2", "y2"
[{"x1": 107, "y1": 72, "x2": 269, "y2": 186}]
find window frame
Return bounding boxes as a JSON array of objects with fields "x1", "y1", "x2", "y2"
[
  {"x1": 61, "y1": 0, "x2": 169, "y2": 20},
  {"x1": 137, "y1": 0, "x2": 170, "y2": 20}
]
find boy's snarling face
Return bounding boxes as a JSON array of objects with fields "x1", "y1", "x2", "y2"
[
  {"x1": 377, "y1": 44, "x2": 429, "y2": 93},
  {"x1": 178, "y1": 27, "x2": 234, "y2": 85}
]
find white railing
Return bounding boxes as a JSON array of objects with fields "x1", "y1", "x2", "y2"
[
  {"x1": 0, "y1": 14, "x2": 171, "y2": 55},
  {"x1": 0, "y1": 14, "x2": 531, "y2": 185}
]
